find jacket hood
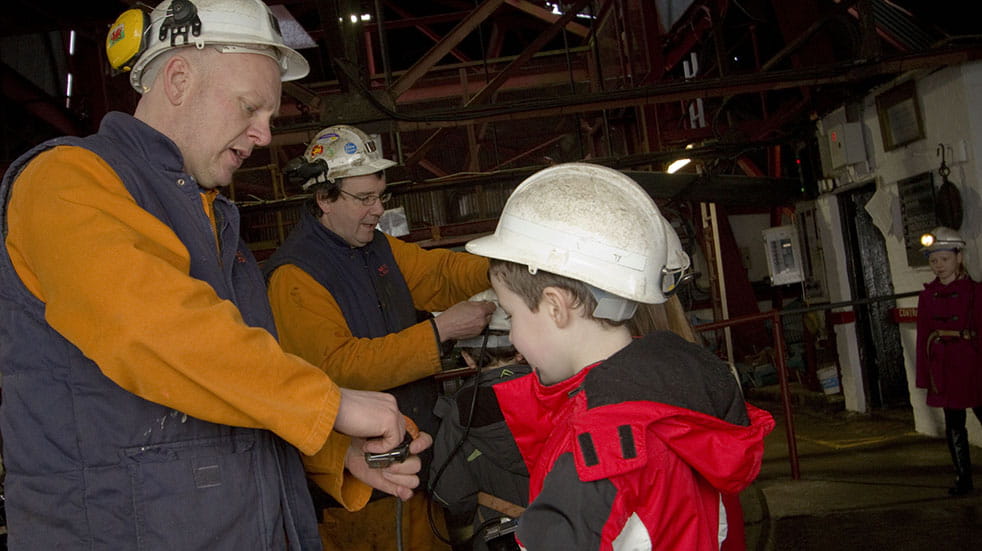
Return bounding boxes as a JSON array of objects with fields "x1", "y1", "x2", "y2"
[
  {"x1": 572, "y1": 399, "x2": 773, "y2": 493},
  {"x1": 495, "y1": 332, "x2": 774, "y2": 494}
]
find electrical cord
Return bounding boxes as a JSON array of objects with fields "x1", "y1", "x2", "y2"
[
  {"x1": 426, "y1": 327, "x2": 491, "y2": 545},
  {"x1": 395, "y1": 499, "x2": 404, "y2": 551}
]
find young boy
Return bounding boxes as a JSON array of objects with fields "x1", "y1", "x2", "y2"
[{"x1": 465, "y1": 162, "x2": 775, "y2": 550}]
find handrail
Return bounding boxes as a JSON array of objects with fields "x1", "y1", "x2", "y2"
[
  {"x1": 696, "y1": 310, "x2": 800, "y2": 480},
  {"x1": 693, "y1": 290, "x2": 921, "y2": 481}
]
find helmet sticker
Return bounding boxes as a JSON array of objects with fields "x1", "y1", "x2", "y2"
[
  {"x1": 108, "y1": 23, "x2": 126, "y2": 47},
  {"x1": 309, "y1": 144, "x2": 324, "y2": 157},
  {"x1": 344, "y1": 142, "x2": 358, "y2": 154},
  {"x1": 318, "y1": 132, "x2": 340, "y2": 143}
]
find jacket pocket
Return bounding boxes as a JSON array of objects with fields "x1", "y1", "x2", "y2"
[{"x1": 121, "y1": 434, "x2": 281, "y2": 551}]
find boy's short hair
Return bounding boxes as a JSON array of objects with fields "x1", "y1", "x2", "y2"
[{"x1": 489, "y1": 259, "x2": 627, "y2": 328}]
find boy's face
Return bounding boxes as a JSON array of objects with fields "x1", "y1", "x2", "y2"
[{"x1": 492, "y1": 276, "x2": 566, "y2": 385}]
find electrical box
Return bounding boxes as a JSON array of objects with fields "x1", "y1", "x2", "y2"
[
  {"x1": 827, "y1": 122, "x2": 866, "y2": 169},
  {"x1": 762, "y1": 225, "x2": 804, "y2": 286},
  {"x1": 795, "y1": 201, "x2": 829, "y2": 303}
]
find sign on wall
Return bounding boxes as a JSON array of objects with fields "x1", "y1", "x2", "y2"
[{"x1": 896, "y1": 171, "x2": 937, "y2": 267}]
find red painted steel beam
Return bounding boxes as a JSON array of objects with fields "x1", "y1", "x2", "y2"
[
  {"x1": 388, "y1": 0, "x2": 507, "y2": 100},
  {"x1": 503, "y1": 0, "x2": 589, "y2": 38},
  {"x1": 387, "y1": 46, "x2": 981, "y2": 132},
  {"x1": 365, "y1": 10, "x2": 471, "y2": 31},
  {"x1": 404, "y1": 0, "x2": 595, "y2": 167},
  {"x1": 382, "y1": 2, "x2": 472, "y2": 64}
]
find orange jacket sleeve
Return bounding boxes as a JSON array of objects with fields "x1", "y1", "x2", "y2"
[
  {"x1": 267, "y1": 234, "x2": 490, "y2": 390},
  {"x1": 303, "y1": 433, "x2": 372, "y2": 510},
  {"x1": 5, "y1": 146, "x2": 339, "y2": 457}
]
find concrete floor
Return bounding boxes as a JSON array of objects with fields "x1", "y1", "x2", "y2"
[{"x1": 744, "y1": 386, "x2": 982, "y2": 550}]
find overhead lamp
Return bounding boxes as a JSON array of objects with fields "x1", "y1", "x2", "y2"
[
  {"x1": 666, "y1": 144, "x2": 695, "y2": 174},
  {"x1": 666, "y1": 158, "x2": 691, "y2": 174}
]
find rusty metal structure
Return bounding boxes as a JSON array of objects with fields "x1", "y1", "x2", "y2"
[{"x1": 1, "y1": 0, "x2": 979, "y2": 252}]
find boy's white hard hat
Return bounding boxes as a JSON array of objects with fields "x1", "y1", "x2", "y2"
[
  {"x1": 130, "y1": 0, "x2": 309, "y2": 92},
  {"x1": 466, "y1": 162, "x2": 690, "y2": 305},
  {"x1": 301, "y1": 125, "x2": 397, "y2": 189},
  {"x1": 920, "y1": 226, "x2": 965, "y2": 254}
]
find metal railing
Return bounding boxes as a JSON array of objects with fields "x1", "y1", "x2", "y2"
[{"x1": 693, "y1": 290, "x2": 920, "y2": 480}]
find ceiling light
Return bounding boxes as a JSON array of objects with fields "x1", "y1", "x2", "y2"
[
  {"x1": 667, "y1": 144, "x2": 695, "y2": 174},
  {"x1": 666, "y1": 158, "x2": 691, "y2": 174}
]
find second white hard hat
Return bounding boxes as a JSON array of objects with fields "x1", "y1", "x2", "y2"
[{"x1": 301, "y1": 125, "x2": 397, "y2": 190}]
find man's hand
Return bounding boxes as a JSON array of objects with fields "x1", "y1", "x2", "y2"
[
  {"x1": 434, "y1": 300, "x2": 497, "y2": 342},
  {"x1": 345, "y1": 432, "x2": 434, "y2": 501},
  {"x1": 334, "y1": 388, "x2": 405, "y2": 453}
]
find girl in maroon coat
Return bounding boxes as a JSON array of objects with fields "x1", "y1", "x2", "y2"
[{"x1": 915, "y1": 226, "x2": 982, "y2": 496}]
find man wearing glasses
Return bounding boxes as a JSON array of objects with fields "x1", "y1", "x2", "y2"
[{"x1": 264, "y1": 124, "x2": 495, "y2": 551}]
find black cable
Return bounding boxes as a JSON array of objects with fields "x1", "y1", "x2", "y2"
[
  {"x1": 426, "y1": 326, "x2": 491, "y2": 545},
  {"x1": 395, "y1": 499, "x2": 404, "y2": 551}
]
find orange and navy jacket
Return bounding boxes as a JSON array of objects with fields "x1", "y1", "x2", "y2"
[
  {"x1": 264, "y1": 213, "x2": 489, "y2": 494},
  {"x1": 264, "y1": 219, "x2": 490, "y2": 392},
  {"x1": 1, "y1": 112, "x2": 366, "y2": 548}
]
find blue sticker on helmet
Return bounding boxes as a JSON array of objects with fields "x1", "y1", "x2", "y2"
[{"x1": 344, "y1": 142, "x2": 357, "y2": 154}]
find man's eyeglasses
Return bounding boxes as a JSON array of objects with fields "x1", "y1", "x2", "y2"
[{"x1": 339, "y1": 189, "x2": 392, "y2": 206}]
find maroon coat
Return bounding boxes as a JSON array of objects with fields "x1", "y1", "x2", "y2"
[{"x1": 915, "y1": 276, "x2": 982, "y2": 408}]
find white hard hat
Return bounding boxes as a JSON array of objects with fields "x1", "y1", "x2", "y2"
[
  {"x1": 455, "y1": 289, "x2": 511, "y2": 349},
  {"x1": 301, "y1": 125, "x2": 397, "y2": 190},
  {"x1": 466, "y1": 162, "x2": 690, "y2": 306},
  {"x1": 127, "y1": 0, "x2": 309, "y2": 93},
  {"x1": 921, "y1": 226, "x2": 965, "y2": 254}
]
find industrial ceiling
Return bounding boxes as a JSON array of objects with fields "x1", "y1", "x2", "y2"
[{"x1": 1, "y1": 0, "x2": 980, "y2": 209}]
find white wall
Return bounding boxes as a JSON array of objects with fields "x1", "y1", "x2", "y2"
[
  {"x1": 814, "y1": 194, "x2": 866, "y2": 413},
  {"x1": 815, "y1": 61, "x2": 982, "y2": 440},
  {"x1": 728, "y1": 213, "x2": 772, "y2": 283}
]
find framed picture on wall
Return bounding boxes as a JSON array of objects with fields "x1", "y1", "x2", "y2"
[{"x1": 875, "y1": 80, "x2": 925, "y2": 151}]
